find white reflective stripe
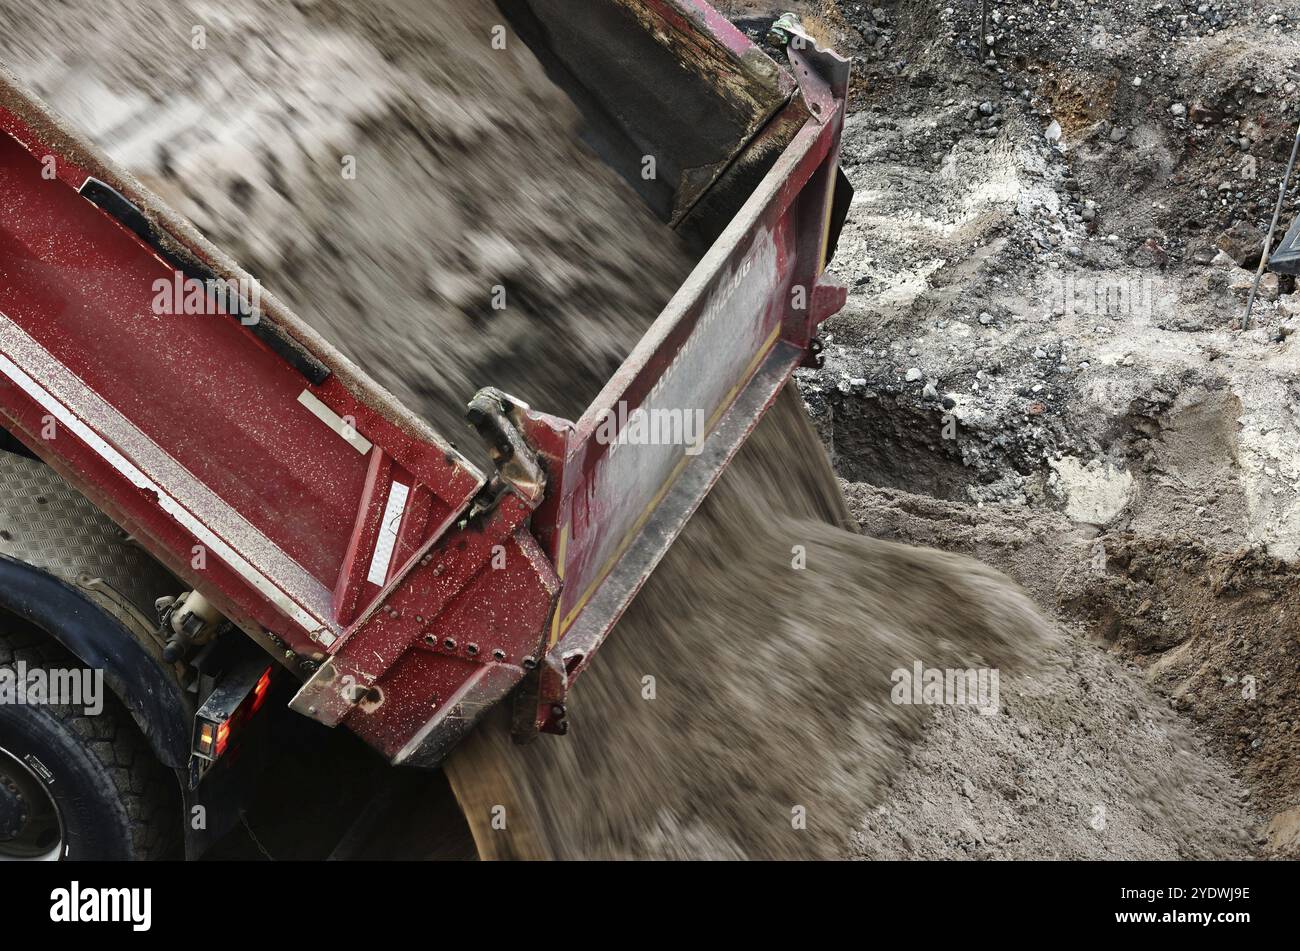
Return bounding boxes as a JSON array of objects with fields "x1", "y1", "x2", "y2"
[
  {"x1": 0, "y1": 317, "x2": 336, "y2": 645},
  {"x1": 367, "y1": 481, "x2": 409, "y2": 587},
  {"x1": 297, "y1": 389, "x2": 372, "y2": 454}
]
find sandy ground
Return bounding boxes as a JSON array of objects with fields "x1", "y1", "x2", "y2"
[
  {"x1": 846, "y1": 484, "x2": 1264, "y2": 857},
  {"x1": 2, "y1": 0, "x2": 1293, "y2": 858}
]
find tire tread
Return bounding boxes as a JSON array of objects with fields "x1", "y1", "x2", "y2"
[{"x1": 0, "y1": 625, "x2": 179, "y2": 859}]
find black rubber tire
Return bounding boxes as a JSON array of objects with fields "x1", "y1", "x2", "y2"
[{"x1": 0, "y1": 625, "x2": 181, "y2": 860}]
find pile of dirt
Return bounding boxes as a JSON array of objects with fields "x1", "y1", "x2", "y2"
[
  {"x1": 857, "y1": 634, "x2": 1258, "y2": 860},
  {"x1": 448, "y1": 391, "x2": 1054, "y2": 859},
  {"x1": 846, "y1": 483, "x2": 1265, "y2": 858},
  {"x1": 765, "y1": 0, "x2": 1300, "y2": 852}
]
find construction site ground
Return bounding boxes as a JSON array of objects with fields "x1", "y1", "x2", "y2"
[{"x1": 782, "y1": 0, "x2": 1300, "y2": 857}]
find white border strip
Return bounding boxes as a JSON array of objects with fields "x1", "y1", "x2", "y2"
[
  {"x1": 297, "y1": 389, "x2": 373, "y2": 455},
  {"x1": 366, "y1": 481, "x2": 409, "y2": 587}
]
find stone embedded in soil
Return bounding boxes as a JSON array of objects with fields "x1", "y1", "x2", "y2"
[{"x1": 1217, "y1": 220, "x2": 1267, "y2": 268}]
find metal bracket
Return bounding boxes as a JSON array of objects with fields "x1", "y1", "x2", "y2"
[
  {"x1": 801, "y1": 335, "x2": 825, "y2": 369},
  {"x1": 779, "y1": 17, "x2": 851, "y2": 124},
  {"x1": 466, "y1": 387, "x2": 547, "y2": 507}
]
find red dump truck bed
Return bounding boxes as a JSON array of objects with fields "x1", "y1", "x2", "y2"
[{"x1": 0, "y1": 0, "x2": 849, "y2": 768}]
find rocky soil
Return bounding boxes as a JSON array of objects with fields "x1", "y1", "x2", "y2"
[{"x1": 744, "y1": 0, "x2": 1300, "y2": 855}]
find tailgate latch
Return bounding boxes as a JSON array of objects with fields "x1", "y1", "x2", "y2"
[{"x1": 466, "y1": 387, "x2": 548, "y2": 507}]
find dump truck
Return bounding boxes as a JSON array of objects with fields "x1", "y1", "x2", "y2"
[{"x1": 0, "y1": 0, "x2": 851, "y2": 860}]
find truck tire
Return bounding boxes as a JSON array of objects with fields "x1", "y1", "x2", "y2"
[{"x1": 0, "y1": 626, "x2": 180, "y2": 860}]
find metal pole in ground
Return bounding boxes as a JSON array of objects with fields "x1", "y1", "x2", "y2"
[{"x1": 1244, "y1": 120, "x2": 1300, "y2": 331}]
